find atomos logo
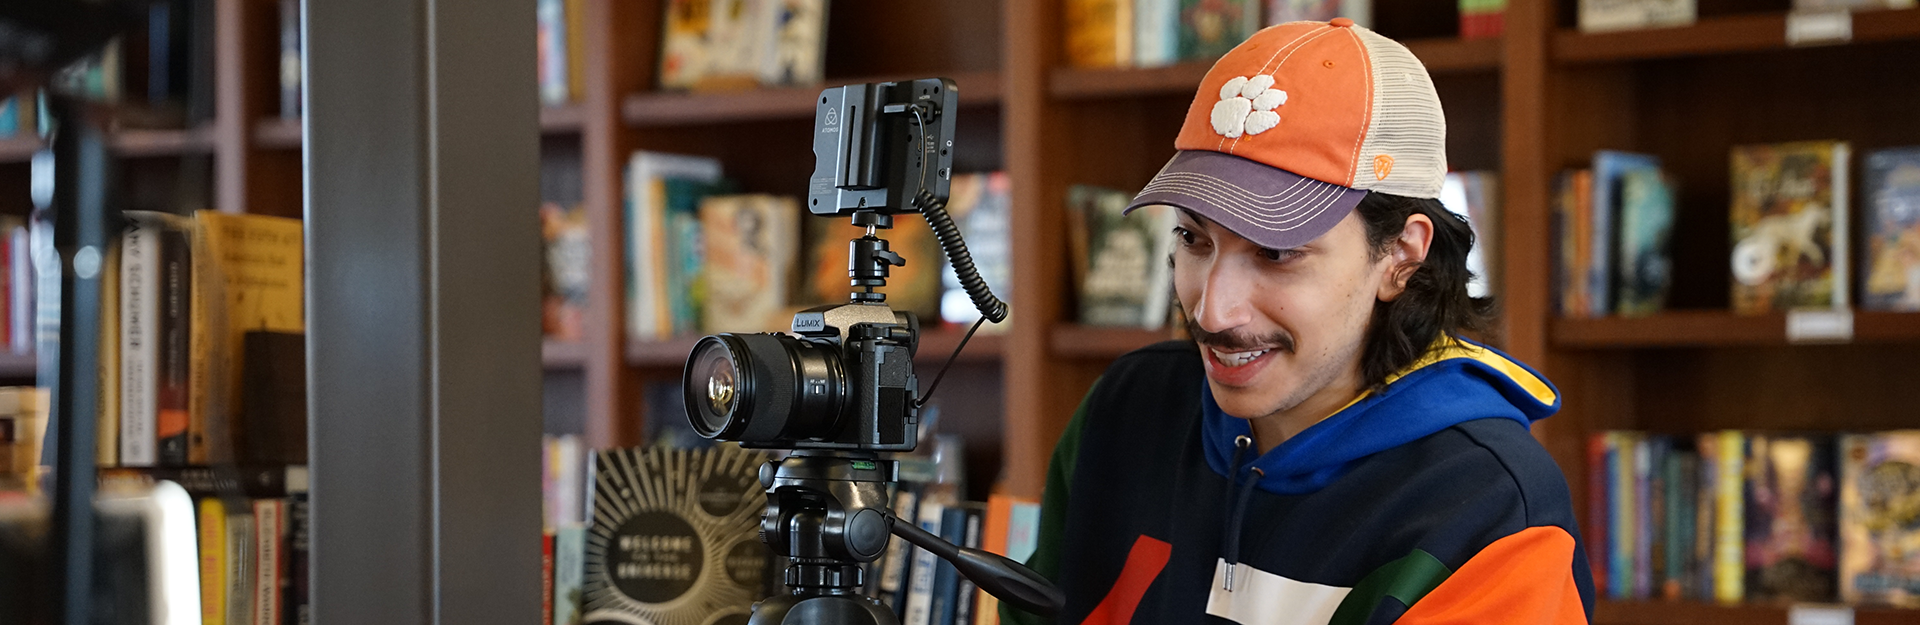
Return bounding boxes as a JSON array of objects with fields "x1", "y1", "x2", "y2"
[{"x1": 822, "y1": 107, "x2": 840, "y2": 133}]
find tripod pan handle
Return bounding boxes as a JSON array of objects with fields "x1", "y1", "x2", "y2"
[{"x1": 889, "y1": 512, "x2": 1064, "y2": 617}]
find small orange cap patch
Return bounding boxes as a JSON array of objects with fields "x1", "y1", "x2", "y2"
[
  {"x1": 1373, "y1": 155, "x2": 1395, "y2": 180},
  {"x1": 1330, "y1": 17, "x2": 1355, "y2": 28}
]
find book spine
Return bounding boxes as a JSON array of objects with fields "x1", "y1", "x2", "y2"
[
  {"x1": 536, "y1": 0, "x2": 568, "y2": 105},
  {"x1": 879, "y1": 487, "x2": 920, "y2": 610},
  {"x1": 287, "y1": 491, "x2": 310, "y2": 625},
  {"x1": 1695, "y1": 434, "x2": 1717, "y2": 601},
  {"x1": 542, "y1": 532, "x2": 555, "y2": 625},
  {"x1": 279, "y1": 0, "x2": 300, "y2": 118},
  {"x1": 952, "y1": 505, "x2": 983, "y2": 625},
  {"x1": 1634, "y1": 436, "x2": 1652, "y2": 598},
  {"x1": 1586, "y1": 433, "x2": 1609, "y2": 598},
  {"x1": 1662, "y1": 448, "x2": 1685, "y2": 600},
  {"x1": 1834, "y1": 142, "x2": 1852, "y2": 308},
  {"x1": 96, "y1": 241, "x2": 121, "y2": 467},
  {"x1": 903, "y1": 498, "x2": 947, "y2": 625},
  {"x1": 199, "y1": 498, "x2": 228, "y2": 625},
  {"x1": 254, "y1": 499, "x2": 285, "y2": 625},
  {"x1": 930, "y1": 505, "x2": 968, "y2": 625},
  {"x1": 156, "y1": 224, "x2": 192, "y2": 466},
  {"x1": 553, "y1": 525, "x2": 585, "y2": 625},
  {"x1": 14, "y1": 225, "x2": 33, "y2": 354},
  {"x1": 228, "y1": 513, "x2": 256, "y2": 625},
  {"x1": 1713, "y1": 431, "x2": 1744, "y2": 603},
  {"x1": 121, "y1": 220, "x2": 159, "y2": 467}
]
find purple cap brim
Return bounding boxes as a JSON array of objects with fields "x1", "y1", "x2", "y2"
[{"x1": 1125, "y1": 150, "x2": 1365, "y2": 250}]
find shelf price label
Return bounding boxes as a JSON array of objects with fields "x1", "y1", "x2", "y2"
[
  {"x1": 1786, "y1": 309, "x2": 1854, "y2": 344},
  {"x1": 1788, "y1": 604, "x2": 1853, "y2": 625},
  {"x1": 1786, "y1": 10, "x2": 1853, "y2": 47}
]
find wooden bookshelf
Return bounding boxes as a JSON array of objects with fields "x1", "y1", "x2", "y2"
[
  {"x1": 254, "y1": 117, "x2": 301, "y2": 149},
  {"x1": 1048, "y1": 326, "x2": 1178, "y2": 358},
  {"x1": 1595, "y1": 601, "x2": 1918, "y2": 625},
  {"x1": 542, "y1": 340, "x2": 589, "y2": 369},
  {"x1": 1554, "y1": 311, "x2": 1920, "y2": 348},
  {"x1": 0, "y1": 135, "x2": 40, "y2": 163},
  {"x1": 1050, "y1": 36, "x2": 1500, "y2": 100},
  {"x1": 540, "y1": 104, "x2": 586, "y2": 133},
  {"x1": 111, "y1": 126, "x2": 218, "y2": 157},
  {"x1": 1554, "y1": 8, "x2": 1920, "y2": 63},
  {"x1": 622, "y1": 70, "x2": 1003, "y2": 127},
  {"x1": 0, "y1": 352, "x2": 35, "y2": 379}
]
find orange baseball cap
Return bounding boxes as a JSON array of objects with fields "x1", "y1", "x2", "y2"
[{"x1": 1126, "y1": 18, "x2": 1448, "y2": 250}]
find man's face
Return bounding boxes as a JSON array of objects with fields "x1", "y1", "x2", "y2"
[{"x1": 1171, "y1": 209, "x2": 1400, "y2": 421}]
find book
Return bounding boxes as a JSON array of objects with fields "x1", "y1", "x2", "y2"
[
  {"x1": 1267, "y1": 0, "x2": 1370, "y2": 27},
  {"x1": 554, "y1": 525, "x2": 586, "y2": 625},
  {"x1": 1744, "y1": 433, "x2": 1838, "y2": 603},
  {"x1": 1459, "y1": 0, "x2": 1506, "y2": 39},
  {"x1": 1587, "y1": 433, "x2": 1611, "y2": 598},
  {"x1": 199, "y1": 497, "x2": 229, "y2": 625},
  {"x1": 121, "y1": 211, "x2": 193, "y2": 467},
  {"x1": 1730, "y1": 141, "x2": 1851, "y2": 313},
  {"x1": 1440, "y1": 171, "x2": 1501, "y2": 299},
  {"x1": 1065, "y1": 0, "x2": 1133, "y2": 68},
  {"x1": 1067, "y1": 185, "x2": 1176, "y2": 329},
  {"x1": 1589, "y1": 151, "x2": 1661, "y2": 318},
  {"x1": 1554, "y1": 170, "x2": 1595, "y2": 317},
  {"x1": 659, "y1": 0, "x2": 719, "y2": 89},
  {"x1": 1712, "y1": 431, "x2": 1745, "y2": 603},
  {"x1": 254, "y1": 498, "x2": 286, "y2": 625},
  {"x1": 287, "y1": 472, "x2": 312, "y2": 625},
  {"x1": 538, "y1": 0, "x2": 570, "y2": 105},
  {"x1": 582, "y1": 445, "x2": 770, "y2": 624},
  {"x1": 903, "y1": 496, "x2": 950, "y2": 625},
  {"x1": 96, "y1": 240, "x2": 121, "y2": 467},
  {"x1": 1861, "y1": 147, "x2": 1920, "y2": 311},
  {"x1": 1135, "y1": 0, "x2": 1181, "y2": 67},
  {"x1": 1615, "y1": 168, "x2": 1676, "y2": 316},
  {"x1": 701, "y1": 194, "x2": 802, "y2": 333},
  {"x1": 929, "y1": 505, "x2": 969, "y2": 625},
  {"x1": 878, "y1": 485, "x2": 922, "y2": 611},
  {"x1": 279, "y1": 0, "x2": 301, "y2": 118},
  {"x1": 1839, "y1": 431, "x2": 1920, "y2": 606},
  {"x1": 1608, "y1": 431, "x2": 1635, "y2": 599},
  {"x1": 543, "y1": 532, "x2": 555, "y2": 625},
  {"x1": 14, "y1": 223, "x2": 34, "y2": 354},
  {"x1": 1578, "y1": 0, "x2": 1695, "y2": 33},
  {"x1": 541, "y1": 202, "x2": 589, "y2": 340},
  {"x1": 940, "y1": 172, "x2": 1012, "y2": 328},
  {"x1": 952, "y1": 503, "x2": 984, "y2": 625},
  {"x1": 189, "y1": 211, "x2": 304, "y2": 465},
  {"x1": 566, "y1": 0, "x2": 587, "y2": 101},
  {"x1": 226, "y1": 504, "x2": 256, "y2": 625},
  {"x1": 1179, "y1": 0, "x2": 1259, "y2": 61},
  {"x1": 1695, "y1": 432, "x2": 1719, "y2": 601},
  {"x1": 625, "y1": 151, "x2": 723, "y2": 340},
  {"x1": 805, "y1": 214, "x2": 945, "y2": 323},
  {"x1": 756, "y1": 0, "x2": 828, "y2": 87}
]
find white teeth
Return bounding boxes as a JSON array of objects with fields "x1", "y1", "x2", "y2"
[{"x1": 1210, "y1": 348, "x2": 1271, "y2": 367}]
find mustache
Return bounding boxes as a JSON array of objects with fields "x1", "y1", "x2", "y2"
[{"x1": 1186, "y1": 319, "x2": 1296, "y2": 354}]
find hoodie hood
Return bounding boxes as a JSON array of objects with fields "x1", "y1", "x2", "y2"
[{"x1": 1203, "y1": 337, "x2": 1560, "y2": 496}]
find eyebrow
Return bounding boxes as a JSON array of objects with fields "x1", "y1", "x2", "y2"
[{"x1": 1178, "y1": 209, "x2": 1209, "y2": 231}]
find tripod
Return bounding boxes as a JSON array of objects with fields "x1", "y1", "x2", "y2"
[{"x1": 747, "y1": 217, "x2": 1057, "y2": 625}]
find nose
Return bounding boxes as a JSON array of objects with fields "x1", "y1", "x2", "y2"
[{"x1": 1193, "y1": 259, "x2": 1252, "y2": 333}]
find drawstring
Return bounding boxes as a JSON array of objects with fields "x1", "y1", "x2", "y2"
[{"x1": 1222, "y1": 436, "x2": 1258, "y2": 591}]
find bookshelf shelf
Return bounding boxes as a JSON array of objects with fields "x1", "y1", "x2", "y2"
[
  {"x1": 1595, "y1": 601, "x2": 1919, "y2": 625},
  {"x1": 255, "y1": 117, "x2": 301, "y2": 149},
  {"x1": 1551, "y1": 311, "x2": 1920, "y2": 348},
  {"x1": 0, "y1": 135, "x2": 41, "y2": 163},
  {"x1": 111, "y1": 126, "x2": 218, "y2": 157},
  {"x1": 1553, "y1": 8, "x2": 1920, "y2": 64},
  {"x1": 0, "y1": 352, "x2": 34, "y2": 379},
  {"x1": 1049, "y1": 36, "x2": 1500, "y2": 100},
  {"x1": 626, "y1": 337, "x2": 700, "y2": 368},
  {"x1": 1049, "y1": 325, "x2": 1177, "y2": 359},
  {"x1": 540, "y1": 105, "x2": 584, "y2": 133},
  {"x1": 621, "y1": 70, "x2": 1003, "y2": 127},
  {"x1": 542, "y1": 340, "x2": 588, "y2": 369}
]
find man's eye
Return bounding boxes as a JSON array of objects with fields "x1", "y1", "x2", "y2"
[
  {"x1": 1260, "y1": 248, "x2": 1300, "y2": 263},
  {"x1": 1173, "y1": 227, "x2": 1197, "y2": 246}
]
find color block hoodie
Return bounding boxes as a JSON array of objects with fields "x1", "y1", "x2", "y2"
[{"x1": 1004, "y1": 338, "x2": 1594, "y2": 625}]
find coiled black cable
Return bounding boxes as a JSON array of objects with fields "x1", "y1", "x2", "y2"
[{"x1": 914, "y1": 189, "x2": 1007, "y2": 323}]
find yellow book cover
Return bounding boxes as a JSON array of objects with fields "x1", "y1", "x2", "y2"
[
  {"x1": 198, "y1": 497, "x2": 227, "y2": 625},
  {"x1": 565, "y1": 0, "x2": 587, "y2": 102},
  {"x1": 1065, "y1": 0, "x2": 1133, "y2": 68},
  {"x1": 700, "y1": 195, "x2": 800, "y2": 333},
  {"x1": 96, "y1": 242, "x2": 120, "y2": 467},
  {"x1": 806, "y1": 213, "x2": 944, "y2": 323},
  {"x1": 1714, "y1": 431, "x2": 1745, "y2": 603},
  {"x1": 1729, "y1": 141, "x2": 1851, "y2": 313},
  {"x1": 188, "y1": 212, "x2": 304, "y2": 465}
]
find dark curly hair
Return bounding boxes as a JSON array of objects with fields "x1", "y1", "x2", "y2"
[{"x1": 1353, "y1": 191, "x2": 1495, "y2": 390}]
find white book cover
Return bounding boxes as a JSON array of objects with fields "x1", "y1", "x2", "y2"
[
  {"x1": 227, "y1": 513, "x2": 257, "y2": 625},
  {"x1": 625, "y1": 151, "x2": 722, "y2": 340},
  {"x1": 119, "y1": 216, "x2": 160, "y2": 467},
  {"x1": 253, "y1": 500, "x2": 284, "y2": 625},
  {"x1": 1134, "y1": 0, "x2": 1180, "y2": 67},
  {"x1": 1579, "y1": 0, "x2": 1696, "y2": 33},
  {"x1": 902, "y1": 498, "x2": 947, "y2": 625}
]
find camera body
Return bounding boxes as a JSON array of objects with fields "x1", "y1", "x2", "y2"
[{"x1": 685, "y1": 78, "x2": 965, "y2": 453}]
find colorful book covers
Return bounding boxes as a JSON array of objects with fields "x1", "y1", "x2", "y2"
[
  {"x1": 1743, "y1": 433, "x2": 1838, "y2": 603},
  {"x1": 1840, "y1": 432, "x2": 1920, "y2": 606},
  {"x1": 1729, "y1": 141, "x2": 1851, "y2": 313},
  {"x1": 1862, "y1": 147, "x2": 1920, "y2": 311},
  {"x1": 700, "y1": 194, "x2": 801, "y2": 334}
]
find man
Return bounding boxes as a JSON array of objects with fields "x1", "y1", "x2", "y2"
[{"x1": 1006, "y1": 19, "x2": 1593, "y2": 625}]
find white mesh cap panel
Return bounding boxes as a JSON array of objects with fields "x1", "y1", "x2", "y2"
[{"x1": 1348, "y1": 27, "x2": 1447, "y2": 199}]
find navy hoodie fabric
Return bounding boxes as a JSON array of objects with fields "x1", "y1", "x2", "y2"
[{"x1": 1004, "y1": 339, "x2": 1594, "y2": 625}]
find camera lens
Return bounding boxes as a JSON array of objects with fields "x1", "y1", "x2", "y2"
[{"x1": 683, "y1": 333, "x2": 849, "y2": 444}]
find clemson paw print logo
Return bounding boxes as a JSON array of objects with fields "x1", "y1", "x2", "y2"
[{"x1": 1210, "y1": 74, "x2": 1287, "y2": 139}]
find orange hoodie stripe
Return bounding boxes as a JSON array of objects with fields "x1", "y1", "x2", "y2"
[{"x1": 1396, "y1": 526, "x2": 1586, "y2": 625}]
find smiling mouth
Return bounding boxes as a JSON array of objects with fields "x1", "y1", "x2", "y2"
[{"x1": 1209, "y1": 347, "x2": 1274, "y2": 367}]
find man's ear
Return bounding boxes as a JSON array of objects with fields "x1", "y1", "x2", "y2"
[{"x1": 1376, "y1": 213, "x2": 1434, "y2": 302}]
